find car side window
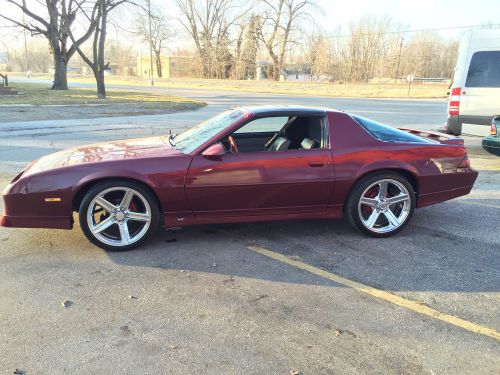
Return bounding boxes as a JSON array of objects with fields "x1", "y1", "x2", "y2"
[
  {"x1": 465, "y1": 51, "x2": 500, "y2": 88},
  {"x1": 225, "y1": 115, "x2": 327, "y2": 153},
  {"x1": 234, "y1": 117, "x2": 288, "y2": 133}
]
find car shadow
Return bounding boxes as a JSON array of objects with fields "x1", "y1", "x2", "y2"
[{"x1": 105, "y1": 205, "x2": 499, "y2": 294}]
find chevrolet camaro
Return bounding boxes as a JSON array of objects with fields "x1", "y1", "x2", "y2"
[{"x1": 1, "y1": 106, "x2": 479, "y2": 250}]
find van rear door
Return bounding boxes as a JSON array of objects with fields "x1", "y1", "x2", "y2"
[{"x1": 460, "y1": 51, "x2": 500, "y2": 134}]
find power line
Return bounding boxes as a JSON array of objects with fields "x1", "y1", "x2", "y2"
[{"x1": 330, "y1": 23, "x2": 500, "y2": 39}]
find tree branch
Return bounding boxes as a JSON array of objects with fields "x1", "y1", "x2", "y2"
[{"x1": 5, "y1": 0, "x2": 50, "y2": 27}]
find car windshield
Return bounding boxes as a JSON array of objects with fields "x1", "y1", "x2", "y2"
[{"x1": 172, "y1": 109, "x2": 245, "y2": 154}]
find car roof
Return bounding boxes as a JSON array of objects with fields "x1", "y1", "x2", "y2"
[{"x1": 236, "y1": 105, "x2": 332, "y2": 117}]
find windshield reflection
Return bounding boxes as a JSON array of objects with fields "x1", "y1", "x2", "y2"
[{"x1": 173, "y1": 110, "x2": 245, "y2": 154}]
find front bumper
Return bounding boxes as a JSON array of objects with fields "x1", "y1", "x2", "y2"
[
  {"x1": 0, "y1": 214, "x2": 73, "y2": 229},
  {"x1": 1, "y1": 177, "x2": 73, "y2": 230},
  {"x1": 482, "y1": 136, "x2": 500, "y2": 156}
]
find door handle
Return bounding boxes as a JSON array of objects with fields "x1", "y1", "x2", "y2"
[{"x1": 308, "y1": 161, "x2": 325, "y2": 167}]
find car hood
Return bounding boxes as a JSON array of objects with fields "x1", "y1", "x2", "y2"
[{"x1": 25, "y1": 136, "x2": 183, "y2": 175}]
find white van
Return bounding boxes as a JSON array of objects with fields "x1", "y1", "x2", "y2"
[{"x1": 445, "y1": 29, "x2": 500, "y2": 136}]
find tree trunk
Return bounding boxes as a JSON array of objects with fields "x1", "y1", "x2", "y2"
[
  {"x1": 95, "y1": 69, "x2": 106, "y2": 99},
  {"x1": 273, "y1": 66, "x2": 280, "y2": 81},
  {"x1": 272, "y1": 58, "x2": 281, "y2": 81},
  {"x1": 95, "y1": 1, "x2": 107, "y2": 99},
  {"x1": 155, "y1": 50, "x2": 162, "y2": 78},
  {"x1": 52, "y1": 53, "x2": 68, "y2": 90}
]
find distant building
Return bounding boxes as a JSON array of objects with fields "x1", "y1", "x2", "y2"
[
  {"x1": 282, "y1": 64, "x2": 312, "y2": 81},
  {"x1": 283, "y1": 64, "x2": 334, "y2": 82},
  {"x1": 255, "y1": 62, "x2": 332, "y2": 82},
  {"x1": 255, "y1": 61, "x2": 272, "y2": 80},
  {"x1": 137, "y1": 55, "x2": 194, "y2": 78},
  {"x1": 107, "y1": 63, "x2": 135, "y2": 77}
]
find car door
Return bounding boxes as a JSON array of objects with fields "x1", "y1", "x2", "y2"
[{"x1": 185, "y1": 117, "x2": 335, "y2": 219}]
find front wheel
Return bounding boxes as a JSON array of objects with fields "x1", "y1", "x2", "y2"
[
  {"x1": 346, "y1": 173, "x2": 415, "y2": 237},
  {"x1": 79, "y1": 180, "x2": 160, "y2": 250}
]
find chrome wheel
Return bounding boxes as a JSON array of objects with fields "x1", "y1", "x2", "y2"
[
  {"x1": 357, "y1": 178, "x2": 411, "y2": 234},
  {"x1": 86, "y1": 187, "x2": 152, "y2": 247}
]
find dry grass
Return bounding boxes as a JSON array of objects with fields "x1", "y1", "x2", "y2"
[
  {"x1": 6, "y1": 73, "x2": 449, "y2": 99},
  {"x1": 0, "y1": 82, "x2": 204, "y2": 106},
  {"x1": 147, "y1": 78, "x2": 449, "y2": 99}
]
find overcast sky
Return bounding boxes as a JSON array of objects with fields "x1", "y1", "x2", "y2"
[
  {"x1": 316, "y1": 0, "x2": 498, "y2": 35},
  {"x1": 154, "y1": 0, "x2": 498, "y2": 49},
  {"x1": 1, "y1": 0, "x2": 498, "y2": 50}
]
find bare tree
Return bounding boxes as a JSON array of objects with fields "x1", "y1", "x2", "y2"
[
  {"x1": 176, "y1": 0, "x2": 243, "y2": 78},
  {"x1": 0, "y1": 0, "x2": 99, "y2": 89},
  {"x1": 135, "y1": 8, "x2": 174, "y2": 78},
  {"x1": 105, "y1": 41, "x2": 137, "y2": 76},
  {"x1": 400, "y1": 32, "x2": 458, "y2": 79},
  {"x1": 3, "y1": 40, "x2": 52, "y2": 72},
  {"x1": 303, "y1": 32, "x2": 330, "y2": 81},
  {"x1": 233, "y1": 14, "x2": 260, "y2": 79},
  {"x1": 67, "y1": 0, "x2": 129, "y2": 98},
  {"x1": 258, "y1": 0, "x2": 313, "y2": 80},
  {"x1": 343, "y1": 16, "x2": 392, "y2": 82}
]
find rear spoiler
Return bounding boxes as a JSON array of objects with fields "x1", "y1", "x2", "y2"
[{"x1": 397, "y1": 128, "x2": 465, "y2": 145}]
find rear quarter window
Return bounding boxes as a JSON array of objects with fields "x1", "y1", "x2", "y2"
[
  {"x1": 351, "y1": 115, "x2": 434, "y2": 144},
  {"x1": 465, "y1": 51, "x2": 500, "y2": 88}
]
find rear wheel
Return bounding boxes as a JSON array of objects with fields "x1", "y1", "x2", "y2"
[
  {"x1": 79, "y1": 180, "x2": 159, "y2": 250},
  {"x1": 346, "y1": 173, "x2": 415, "y2": 237}
]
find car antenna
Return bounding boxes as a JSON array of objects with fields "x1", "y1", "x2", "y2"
[{"x1": 168, "y1": 74, "x2": 172, "y2": 134}]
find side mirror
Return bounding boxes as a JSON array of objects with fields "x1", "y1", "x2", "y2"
[{"x1": 202, "y1": 143, "x2": 226, "y2": 158}]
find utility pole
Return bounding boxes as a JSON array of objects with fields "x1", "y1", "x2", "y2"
[
  {"x1": 394, "y1": 37, "x2": 404, "y2": 84},
  {"x1": 22, "y1": 13, "x2": 29, "y2": 76},
  {"x1": 139, "y1": 48, "x2": 142, "y2": 76},
  {"x1": 147, "y1": 0, "x2": 154, "y2": 86}
]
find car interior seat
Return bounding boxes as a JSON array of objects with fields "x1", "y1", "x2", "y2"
[
  {"x1": 300, "y1": 138, "x2": 318, "y2": 149},
  {"x1": 268, "y1": 137, "x2": 291, "y2": 151}
]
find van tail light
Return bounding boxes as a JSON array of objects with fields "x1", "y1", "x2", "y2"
[
  {"x1": 491, "y1": 120, "x2": 497, "y2": 136},
  {"x1": 448, "y1": 87, "x2": 461, "y2": 116}
]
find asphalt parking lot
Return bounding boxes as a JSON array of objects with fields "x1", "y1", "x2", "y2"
[{"x1": 0, "y1": 87, "x2": 499, "y2": 374}]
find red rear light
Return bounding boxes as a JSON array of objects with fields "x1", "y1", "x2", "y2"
[
  {"x1": 491, "y1": 120, "x2": 497, "y2": 136},
  {"x1": 448, "y1": 87, "x2": 461, "y2": 116},
  {"x1": 431, "y1": 154, "x2": 471, "y2": 172},
  {"x1": 457, "y1": 155, "x2": 470, "y2": 169},
  {"x1": 449, "y1": 101, "x2": 460, "y2": 116}
]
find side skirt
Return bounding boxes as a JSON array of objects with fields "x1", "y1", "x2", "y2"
[{"x1": 163, "y1": 205, "x2": 344, "y2": 227}]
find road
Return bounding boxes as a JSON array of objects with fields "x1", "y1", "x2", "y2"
[
  {"x1": 0, "y1": 81, "x2": 499, "y2": 374},
  {"x1": 1, "y1": 77, "x2": 446, "y2": 174}
]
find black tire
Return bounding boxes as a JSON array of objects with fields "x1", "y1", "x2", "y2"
[
  {"x1": 346, "y1": 172, "x2": 416, "y2": 237},
  {"x1": 79, "y1": 180, "x2": 160, "y2": 251}
]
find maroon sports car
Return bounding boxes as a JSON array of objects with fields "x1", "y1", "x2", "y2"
[{"x1": 1, "y1": 106, "x2": 478, "y2": 250}]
